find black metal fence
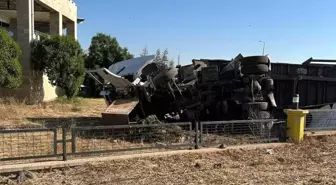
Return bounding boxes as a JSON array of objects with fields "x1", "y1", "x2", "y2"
[
  {"x1": 0, "y1": 119, "x2": 286, "y2": 163},
  {"x1": 0, "y1": 128, "x2": 59, "y2": 161},
  {"x1": 69, "y1": 122, "x2": 193, "y2": 157}
]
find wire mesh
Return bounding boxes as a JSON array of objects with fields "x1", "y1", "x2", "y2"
[
  {"x1": 0, "y1": 129, "x2": 57, "y2": 161},
  {"x1": 72, "y1": 123, "x2": 193, "y2": 155},
  {"x1": 305, "y1": 109, "x2": 336, "y2": 131},
  {"x1": 200, "y1": 119, "x2": 286, "y2": 147}
]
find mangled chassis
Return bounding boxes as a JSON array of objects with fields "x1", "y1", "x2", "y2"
[{"x1": 86, "y1": 55, "x2": 279, "y2": 125}]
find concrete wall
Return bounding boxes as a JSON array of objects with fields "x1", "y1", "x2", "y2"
[
  {"x1": 42, "y1": 74, "x2": 64, "y2": 102},
  {"x1": 0, "y1": 14, "x2": 9, "y2": 23},
  {"x1": 37, "y1": 0, "x2": 77, "y2": 21}
]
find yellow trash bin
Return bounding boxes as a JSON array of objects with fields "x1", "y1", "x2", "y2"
[{"x1": 284, "y1": 109, "x2": 309, "y2": 143}]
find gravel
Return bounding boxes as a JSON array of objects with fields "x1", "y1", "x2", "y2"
[{"x1": 1, "y1": 136, "x2": 336, "y2": 185}]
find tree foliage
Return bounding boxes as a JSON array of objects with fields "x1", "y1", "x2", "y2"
[
  {"x1": 83, "y1": 33, "x2": 134, "y2": 97},
  {"x1": 31, "y1": 35, "x2": 85, "y2": 98},
  {"x1": 153, "y1": 48, "x2": 175, "y2": 71},
  {"x1": 85, "y1": 33, "x2": 133, "y2": 69},
  {"x1": 140, "y1": 47, "x2": 148, "y2": 56},
  {"x1": 0, "y1": 29, "x2": 22, "y2": 89}
]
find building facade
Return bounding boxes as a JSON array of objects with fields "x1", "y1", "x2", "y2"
[{"x1": 0, "y1": 0, "x2": 83, "y2": 103}]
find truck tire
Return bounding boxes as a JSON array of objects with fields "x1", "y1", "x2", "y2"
[
  {"x1": 241, "y1": 56, "x2": 270, "y2": 65},
  {"x1": 257, "y1": 111, "x2": 271, "y2": 119},
  {"x1": 241, "y1": 64, "x2": 269, "y2": 75},
  {"x1": 261, "y1": 78, "x2": 274, "y2": 91},
  {"x1": 243, "y1": 111, "x2": 271, "y2": 119},
  {"x1": 242, "y1": 102, "x2": 269, "y2": 111}
]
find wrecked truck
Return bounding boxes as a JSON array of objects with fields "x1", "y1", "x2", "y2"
[{"x1": 86, "y1": 54, "x2": 278, "y2": 125}]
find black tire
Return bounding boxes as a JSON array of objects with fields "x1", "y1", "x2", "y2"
[
  {"x1": 241, "y1": 56, "x2": 270, "y2": 65},
  {"x1": 242, "y1": 102, "x2": 269, "y2": 111},
  {"x1": 257, "y1": 111, "x2": 271, "y2": 119},
  {"x1": 241, "y1": 64, "x2": 269, "y2": 75},
  {"x1": 261, "y1": 78, "x2": 274, "y2": 91},
  {"x1": 243, "y1": 111, "x2": 271, "y2": 119}
]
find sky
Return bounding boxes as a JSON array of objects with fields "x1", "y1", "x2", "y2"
[{"x1": 75, "y1": 0, "x2": 336, "y2": 65}]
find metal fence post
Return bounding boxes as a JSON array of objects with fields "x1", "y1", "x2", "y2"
[
  {"x1": 194, "y1": 119, "x2": 200, "y2": 149},
  {"x1": 53, "y1": 128, "x2": 58, "y2": 156},
  {"x1": 199, "y1": 120, "x2": 203, "y2": 145},
  {"x1": 62, "y1": 126, "x2": 67, "y2": 161},
  {"x1": 71, "y1": 128, "x2": 76, "y2": 155}
]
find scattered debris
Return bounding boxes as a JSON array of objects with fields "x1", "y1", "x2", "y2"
[
  {"x1": 213, "y1": 163, "x2": 222, "y2": 169},
  {"x1": 137, "y1": 115, "x2": 186, "y2": 143},
  {"x1": 265, "y1": 148, "x2": 275, "y2": 155},
  {"x1": 14, "y1": 170, "x2": 36, "y2": 183},
  {"x1": 219, "y1": 144, "x2": 226, "y2": 149},
  {"x1": 194, "y1": 162, "x2": 201, "y2": 169}
]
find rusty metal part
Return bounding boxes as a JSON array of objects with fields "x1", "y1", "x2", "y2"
[{"x1": 101, "y1": 99, "x2": 139, "y2": 125}]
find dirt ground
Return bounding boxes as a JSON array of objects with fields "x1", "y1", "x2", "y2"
[
  {"x1": 1, "y1": 136, "x2": 335, "y2": 185},
  {"x1": 0, "y1": 98, "x2": 106, "y2": 129}
]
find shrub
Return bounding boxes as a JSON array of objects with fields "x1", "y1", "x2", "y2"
[
  {"x1": 31, "y1": 35, "x2": 85, "y2": 98},
  {"x1": 0, "y1": 29, "x2": 22, "y2": 89}
]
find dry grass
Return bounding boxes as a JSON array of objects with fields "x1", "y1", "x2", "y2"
[
  {"x1": 0, "y1": 97, "x2": 106, "y2": 129},
  {"x1": 1, "y1": 136, "x2": 336, "y2": 185}
]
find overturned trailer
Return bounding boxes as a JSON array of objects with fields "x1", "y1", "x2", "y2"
[{"x1": 86, "y1": 55, "x2": 336, "y2": 125}]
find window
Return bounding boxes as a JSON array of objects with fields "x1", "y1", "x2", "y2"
[{"x1": 0, "y1": 21, "x2": 9, "y2": 28}]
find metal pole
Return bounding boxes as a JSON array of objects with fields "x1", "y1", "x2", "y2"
[
  {"x1": 62, "y1": 126, "x2": 67, "y2": 161},
  {"x1": 177, "y1": 50, "x2": 180, "y2": 65},
  {"x1": 262, "y1": 42, "x2": 265, "y2": 56},
  {"x1": 259, "y1": 41, "x2": 265, "y2": 56},
  {"x1": 293, "y1": 94, "x2": 299, "y2": 109},
  {"x1": 193, "y1": 118, "x2": 199, "y2": 149}
]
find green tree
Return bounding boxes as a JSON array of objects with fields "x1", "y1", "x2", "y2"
[
  {"x1": 85, "y1": 33, "x2": 133, "y2": 69},
  {"x1": 83, "y1": 33, "x2": 134, "y2": 97},
  {"x1": 154, "y1": 49, "x2": 161, "y2": 61},
  {"x1": 31, "y1": 35, "x2": 85, "y2": 98},
  {"x1": 0, "y1": 29, "x2": 22, "y2": 89},
  {"x1": 140, "y1": 46, "x2": 148, "y2": 56},
  {"x1": 162, "y1": 49, "x2": 168, "y2": 62},
  {"x1": 153, "y1": 48, "x2": 174, "y2": 71}
]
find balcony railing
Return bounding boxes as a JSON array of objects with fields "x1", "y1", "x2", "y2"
[{"x1": 33, "y1": 30, "x2": 50, "y2": 40}]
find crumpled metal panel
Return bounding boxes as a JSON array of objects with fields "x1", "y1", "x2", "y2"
[
  {"x1": 104, "y1": 99, "x2": 139, "y2": 114},
  {"x1": 108, "y1": 55, "x2": 156, "y2": 79},
  {"x1": 101, "y1": 99, "x2": 139, "y2": 125}
]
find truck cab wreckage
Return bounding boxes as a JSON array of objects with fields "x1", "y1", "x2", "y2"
[
  {"x1": 86, "y1": 55, "x2": 336, "y2": 126},
  {"x1": 87, "y1": 54, "x2": 277, "y2": 124}
]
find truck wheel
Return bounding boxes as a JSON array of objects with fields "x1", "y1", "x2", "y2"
[
  {"x1": 257, "y1": 111, "x2": 271, "y2": 119},
  {"x1": 243, "y1": 111, "x2": 271, "y2": 119},
  {"x1": 241, "y1": 64, "x2": 269, "y2": 75},
  {"x1": 261, "y1": 78, "x2": 274, "y2": 91},
  {"x1": 241, "y1": 56, "x2": 270, "y2": 65},
  {"x1": 242, "y1": 102, "x2": 269, "y2": 111}
]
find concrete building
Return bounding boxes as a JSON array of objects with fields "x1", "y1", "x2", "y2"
[{"x1": 0, "y1": 0, "x2": 84, "y2": 103}]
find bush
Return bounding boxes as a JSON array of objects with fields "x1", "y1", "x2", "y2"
[
  {"x1": 0, "y1": 29, "x2": 22, "y2": 89},
  {"x1": 31, "y1": 35, "x2": 85, "y2": 98}
]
